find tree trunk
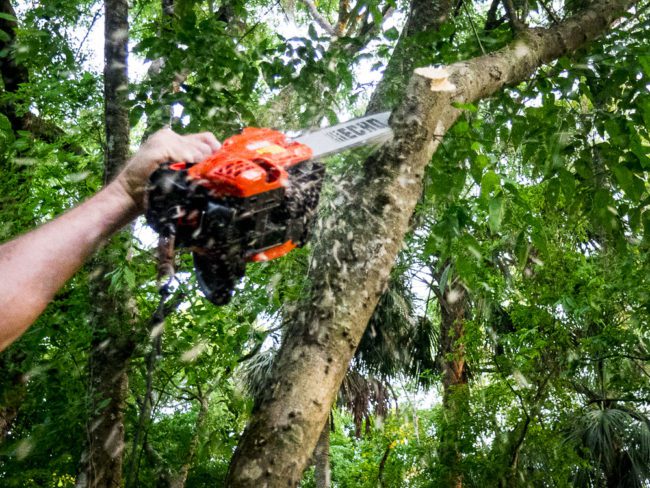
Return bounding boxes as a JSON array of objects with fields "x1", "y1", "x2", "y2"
[
  {"x1": 313, "y1": 417, "x2": 331, "y2": 488},
  {"x1": 77, "y1": 1, "x2": 132, "y2": 487},
  {"x1": 226, "y1": 1, "x2": 638, "y2": 485},
  {"x1": 102, "y1": 0, "x2": 130, "y2": 184},
  {"x1": 438, "y1": 284, "x2": 468, "y2": 488},
  {"x1": 168, "y1": 397, "x2": 209, "y2": 488},
  {"x1": 79, "y1": 334, "x2": 135, "y2": 488}
]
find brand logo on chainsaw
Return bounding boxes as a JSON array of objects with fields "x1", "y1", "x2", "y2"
[{"x1": 324, "y1": 117, "x2": 388, "y2": 143}]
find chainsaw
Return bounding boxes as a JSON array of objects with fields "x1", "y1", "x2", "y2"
[{"x1": 145, "y1": 112, "x2": 391, "y2": 305}]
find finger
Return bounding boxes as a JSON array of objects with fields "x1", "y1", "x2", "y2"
[
  {"x1": 190, "y1": 141, "x2": 213, "y2": 160},
  {"x1": 181, "y1": 146, "x2": 210, "y2": 163},
  {"x1": 189, "y1": 132, "x2": 221, "y2": 152},
  {"x1": 146, "y1": 127, "x2": 176, "y2": 147}
]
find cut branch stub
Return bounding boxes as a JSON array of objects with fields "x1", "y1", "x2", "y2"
[{"x1": 413, "y1": 66, "x2": 458, "y2": 92}]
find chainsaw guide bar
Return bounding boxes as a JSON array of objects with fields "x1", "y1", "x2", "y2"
[{"x1": 145, "y1": 112, "x2": 391, "y2": 305}]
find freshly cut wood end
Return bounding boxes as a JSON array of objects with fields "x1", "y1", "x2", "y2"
[{"x1": 414, "y1": 66, "x2": 456, "y2": 92}]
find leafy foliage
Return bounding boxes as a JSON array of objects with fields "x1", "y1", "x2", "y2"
[{"x1": 1, "y1": 0, "x2": 650, "y2": 486}]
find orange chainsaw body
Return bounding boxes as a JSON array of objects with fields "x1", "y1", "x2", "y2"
[
  {"x1": 186, "y1": 127, "x2": 313, "y2": 198},
  {"x1": 164, "y1": 128, "x2": 315, "y2": 263},
  {"x1": 146, "y1": 126, "x2": 324, "y2": 304}
]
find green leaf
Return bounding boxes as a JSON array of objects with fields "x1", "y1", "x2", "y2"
[
  {"x1": 439, "y1": 263, "x2": 452, "y2": 295},
  {"x1": 612, "y1": 165, "x2": 642, "y2": 200},
  {"x1": 454, "y1": 120, "x2": 470, "y2": 134},
  {"x1": 308, "y1": 24, "x2": 318, "y2": 40},
  {"x1": 481, "y1": 170, "x2": 500, "y2": 197},
  {"x1": 470, "y1": 154, "x2": 489, "y2": 184},
  {"x1": 639, "y1": 56, "x2": 650, "y2": 78},
  {"x1": 452, "y1": 102, "x2": 478, "y2": 112},
  {"x1": 489, "y1": 195, "x2": 505, "y2": 233},
  {"x1": 123, "y1": 268, "x2": 136, "y2": 288},
  {"x1": 558, "y1": 169, "x2": 575, "y2": 201},
  {"x1": 515, "y1": 231, "x2": 529, "y2": 266},
  {"x1": 546, "y1": 178, "x2": 560, "y2": 203},
  {"x1": 384, "y1": 27, "x2": 399, "y2": 40}
]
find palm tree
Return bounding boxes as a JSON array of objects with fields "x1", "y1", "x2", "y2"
[{"x1": 568, "y1": 377, "x2": 650, "y2": 488}]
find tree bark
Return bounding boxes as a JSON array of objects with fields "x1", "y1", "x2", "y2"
[
  {"x1": 79, "y1": 334, "x2": 136, "y2": 488},
  {"x1": 103, "y1": 0, "x2": 130, "y2": 183},
  {"x1": 77, "y1": 1, "x2": 132, "y2": 487},
  {"x1": 226, "y1": 1, "x2": 639, "y2": 485},
  {"x1": 438, "y1": 285, "x2": 468, "y2": 488},
  {"x1": 313, "y1": 416, "x2": 331, "y2": 488}
]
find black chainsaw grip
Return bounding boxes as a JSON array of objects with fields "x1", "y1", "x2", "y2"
[{"x1": 193, "y1": 252, "x2": 246, "y2": 305}]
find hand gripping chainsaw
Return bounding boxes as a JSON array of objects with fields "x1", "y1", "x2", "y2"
[{"x1": 145, "y1": 112, "x2": 391, "y2": 305}]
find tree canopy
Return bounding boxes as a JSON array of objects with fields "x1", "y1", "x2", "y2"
[{"x1": 1, "y1": 0, "x2": 650, "y2": 486}]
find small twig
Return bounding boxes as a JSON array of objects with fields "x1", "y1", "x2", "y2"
[
  {"x1": 377, "y1": 442, "x2": 393, "y2": 487},
  {"x1": 453, "y1": 0, "x2": 465, "y2": 17},
  {"x1": 300, "y1": 0, "x2": 337, "y2": 36},
  {"x1": 75, "y1": 7, "x2": 102, "y2": 62},
  {"x1": 238, "y1": 341, "x2": 265, "y2": 363},
  {"x1": 503, "y1": 0, "x2": 526, "y2": 32},
  {"x1": 463, "y1": 1, "x2": 486, "y2": 55},
  {"x1": 586, "y1": 397, "x2": 650, "y2": 405},
  {"x1": 236, "y1": 0, "x2": 279, "y2": 45},
  {"x1": 538, "y1": 0, "x2": 560, "y2": 24}
]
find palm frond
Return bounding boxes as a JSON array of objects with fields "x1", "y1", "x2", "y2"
[
  {"x1": 236, "y1": 348, "x2": 276, "y2": 401},
  {"x1": 356, "y1": 277, "x2": 439, "y2": 385}
]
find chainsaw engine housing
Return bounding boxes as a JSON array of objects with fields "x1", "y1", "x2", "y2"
[{"x1": 146, "y1": 128, "x2": 324, "y2": 305}]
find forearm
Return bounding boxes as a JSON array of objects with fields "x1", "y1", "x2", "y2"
[
  {"x1": 0, "y1": 129, "x2": 220, "y2": 351},
  {"x1": 0, "y1": 181, "x2": 139, "y2": 350}
]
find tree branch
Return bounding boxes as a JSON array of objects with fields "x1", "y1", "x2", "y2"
[
  {"x1": 226, "y1": 0, "x2": 640, "y2": 485},
  {"x1": 485, "y1": 0, "x2": 506, "y2": 31},
  {"x1": 538, "y1": 0, "x2": 561, "y2": 24},
  {"x1": 502, "y1": 0, "x2": 526, "y2": 32},
  {"x1": 300, "y1": 0, "x2": 337, "y2": 36}
]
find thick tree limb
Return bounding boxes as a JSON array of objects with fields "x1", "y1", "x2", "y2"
[{"x1": 226, "y1": 0, "x2": 638, "y2": 485}]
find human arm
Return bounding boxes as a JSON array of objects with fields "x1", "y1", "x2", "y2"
[{"x1": 0, "y1": 129, "x2": 220, "y2": 351}]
